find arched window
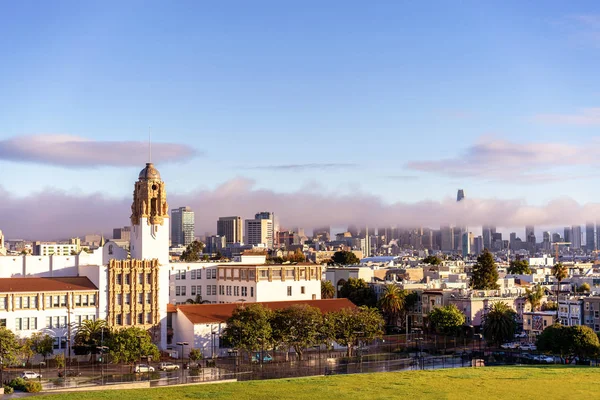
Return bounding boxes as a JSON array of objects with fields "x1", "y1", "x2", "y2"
[{"x1": 108, "y1": 245, "x2": 113, "y2": 255}]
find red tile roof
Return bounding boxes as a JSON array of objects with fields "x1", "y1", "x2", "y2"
[
  {"x1": 175, "y1": 299, "x2": 356, "y2": 325},
  {"x1": 0, "y1": 277, "x2": 97, "y2": 293}
]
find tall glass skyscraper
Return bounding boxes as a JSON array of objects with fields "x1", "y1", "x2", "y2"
[{"x1": 171, "y1": 206, "x2": 195, "y2": 246}]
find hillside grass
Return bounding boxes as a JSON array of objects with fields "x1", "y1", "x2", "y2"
[{"x1": 40, "y1": 366, "x2": 597, "y2": 400}]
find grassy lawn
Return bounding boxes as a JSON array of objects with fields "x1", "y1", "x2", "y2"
[{"x1": 39, "y1": 366, "x2": 597, "y2": 400}]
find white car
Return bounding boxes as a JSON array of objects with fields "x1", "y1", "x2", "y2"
[
  {"x1": 500, "y1": 342, "x2": 519, "y2": 349},
  {"x1": 519, "y1": 344, "x2": 537, "y2": 351},
  {"x1": 21, "y1": 371, "x2": 41, "y2": 379},
  {"x1": 514, "y1": 332, "x2": 528, "y2": 338},
  {"x1": 158, "y1": 362, "x2": 180, "y2": 371},
  {"x1": 134, "y1": 364, "x2": 155, "y2": 373}
]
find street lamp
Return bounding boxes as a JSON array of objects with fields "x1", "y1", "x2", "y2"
[
  {"x1": 176, "y1": 341, "x2": 189, "y2": 383},
  {"x1": 96, "y1": 346, "x2": 108, "y2": 385},
  {"x1": 211, "y1": 331, "x2": 217, "y2": 359}
]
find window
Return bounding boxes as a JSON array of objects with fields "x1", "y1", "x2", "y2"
[
  {"x1": 219, "y1": 285, "x2": 225, "y2": 295},
  {"x1": 117, "y1": 294, "x2": 123, "y2": 305},
  {"x1": 197, "y1": 285, "x2": 201, "y2": 297},
  {"x1": 301, "y1": 286, "x2": 305, "y2": 294},
  {"x1": 116, "y1": 314, "x2": 123, "y2": 325},
  {"x1": 0, "y1": 298, "x2": 6, "y2": 310},
  {"x1": 124, "y1": 274, "x2": 131, "y2": 285},
  {"x1": 176, "y1": 286, "x2": 181, "y2": 296},
  {"x1": 286, "y1": 269, "x2": 295, "y2": 278},
  {"x1": 90, "y1": 294, "x2": 97, "y2": 306},
  {"x1": 241, "y1": 270, "x2": 247, "y2": 280},
  {"x1": 15, "y1": 318, "x2": 22, "y2": 331},
  {"x1": 124, "y1": 293, "x2": 131, "y2": 305},
  {"x1": 250, "y1": 287, "x2": 254, "y2": 297},
  {"x1": 146, "y1": 313, "x2": 152, "y2": 324},
  {"x1": 191, "y1": 270, "x2": 196, "y2": 280},
  {"x1": 234, "y1": 286, "x2": 239, "y2": 296},
  {"x1": 52, "y1": 296, "x2": 60, "y2": 307},
  {"x1": 287, "y1": 286, "x2": 292, "y2": 296},
  {"x1": 226, "y1": 286, "x2": 232, "y2": 296},
  {"x1": 191, "y1": 286, "x2": 196, "y2": 296},
  {"x1": 116, "y1": 275, "x2": 122, "y2": 285},
  {"x1": 595, "y1": 311, "x2": 599, "y2": 319},
  {"x1": 180, "y1": 270, "x2": 186, "y2": 280},
  {"x1": 22, "y1": 296, "x2": 30, "y2": 309},
  {"x1": 53, "y1": 337, "x2": 60, "y2": 349},
  {"x1": 138, "y1": 293, "x2": 144, "y2": 304},
  {"x1": 197, "y1": 269, "x2": 202, "y2": 279},
  {"x1": 146, "y1": 273, "x2": 152, "y2": 284},
  {"x1": 138, "y1": 273, "x2": 144, "y2": 284},
  {"x1": 211, "y1": 269, "x2": 217, "y2": 279},
  {"x1": 75, "y1": 295, "x2": 82, "y2": 306},
  {"x1": 0, "y1": 319, "x2": 6, "y2": 327},
  {"x1": 260, "y1": 270, "x2": 268, "y2": 278},
  {"x1": 272, "y1": 269, "x2": 281, "y2": 278},
  {"x1": 14, "y1": 297, "x2": 21, "y2": 309},
  {"x1": 181, "y1": 286, "x2": 186, "y2": 296},
  {"x1": 61, "y1": 316, "x2": 67, "y2": 328},
  {"x1": 145, "y1": 293, "x2": 151, "y2": 304},
  {"x1": 125, "y1": 313, "x2": 131, "y2": 325},
  {"x1": 138, "y1": 313, "x2": 144, "y2": 324},
  {"x1": 212, "y1": 285, "x2": 217, "y2": 295},
  {"x1": 249, "y1": 271, "x2": 256, "y2": 280},
  {"x1": 241, "y1": 287, "x2": 247, "y2": 297}
]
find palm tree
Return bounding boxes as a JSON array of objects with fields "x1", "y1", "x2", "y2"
[
  {"x1": 378, "y1": 284, "x2": 405, "y2": 328},
  {"x1": 482, "y1": 302, "x2": 517, "y2": 346},
  {"x1": 185, "y1": 294, "x2": 211, "y2": 304},
  {"x1": 552, "y1": 263, "x2": 568, "y2": 322},
  {"x1": 321, "y1": 280, "x2": 335, "y2": 299},
  {"x1": 525, "y1": 285, "x2": 544, "y2": 311},
  {"x1": 74, "y1": 319, "x2": 108, "y2": 361}
]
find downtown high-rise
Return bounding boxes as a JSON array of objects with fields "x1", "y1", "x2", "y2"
[{"x1": 171, "y1": 206, "x2": 195, "y2": 246}]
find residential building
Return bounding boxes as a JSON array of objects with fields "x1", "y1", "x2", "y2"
[
  {"x1": 558, "y1": 296, "x2": 583, "y2": 327},
  {"x1": 217, "y1": 216, "x2": 243, "y2": 244},
  {"x1": 244, "y1": 218, "x2": 273, "y2": 248},
  {"x1": 171, "y1": 299, "x2": 355, "y2": 358},
  {"x1": 33, "y1": 242, "x2": 79, "y2": 256},
  {"x1": 171, "y1": 206, "x2": 195, "y2": 247},
  {"x1": 583, "y1": 297, "x2": 600, "y2": 333},
  {"x1": 523, "y1": 311, "x2": 555, "y2": 335}
]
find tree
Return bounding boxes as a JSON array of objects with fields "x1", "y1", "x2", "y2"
[
  {"x1": 107, "y1": 327, "x2": 160, "y2": 370},
  {"x1": 328, "y1": 307, "x2": 385, "y2": 357},
  {"x1": 552, "y1": 263, "x2": 568, "y2": 322},
  {"x1": 73, "y1": 319, "x2": 110, "y2": 360},
  {"x1": 54, "y1": 353, "x2": 65, "y2": 370},
  {"x1": 321, "y1": 280, "x2": 335, "y2": 299},
  {"x1": 185, "y1": 294, "x2": 211, "y2": 304},
  {"x1": 0, "y1": 327, "x2": 21, "y2": 369},
  {"x1": 180, "y1": 241, "x2": 205, "y2": 262},
  {"x1": 338, "y1": 277, "x2": 377, "y2": 307},
  {"x1": 188, "y1": 348, "x2": 203, "y2": 362},
  {"x1": 29, "y1": 332, "x2": 54, "y2": 362},
  {"x1": 542, "y1": 301, "x2": 558, "y2": 311},
  {"x1": 577, "y1": 283, "x2": 591, "y2": 293},
  {"x1": 330, "y1": 251, "x2": 360, "y2": 265},
  {"x1": 271, "y1": 304, "x2": 322, "y2": 360},
  {"x1": 222, "y1": 304, "x2": 274, "y2": 354},
  {"x1": 525, "y1": 285, "x2": 544, "y2": 311},
  {"x1": 507, "y1": 259, "x2": 532, "y2": 275},
  {"x1": 471, "y1": 249, "x2": 499, "y2": 290},
  {"x1": 378, "y1": 284, "x2": 405, "y2": 327},
  {"x1": 284, "y1": 249, "x2": 306, "y2": 263},
  {"x1": 18, "y1": 339, "x2": 34, "y2": 367},
  {"x1": 537, "y1": 324, "x2": 600, "y2": 359},
  {"x1": 422, "y1": 255, "x2": 441, "y2": 265},
  {"x1": 427, "y1": 304, "x2": 465, "y2": 335},
  {"x1": 482, "y1": 302, "x2": 517, "y2": 346}
]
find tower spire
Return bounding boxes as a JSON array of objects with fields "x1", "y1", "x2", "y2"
[{"x1": 148, "y1": 126, "x2": 152, "y2": 163}]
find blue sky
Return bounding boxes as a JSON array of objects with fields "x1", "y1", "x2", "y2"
[{"x1": 2, "y1": 1, "x2": 600, "y2": 238}]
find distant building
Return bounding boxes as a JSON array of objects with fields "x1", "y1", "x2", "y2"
[
  {"x1": 245, "y1": 219, "x2": 273, "y2": 248},
  {"x1": 0, "y1": 230, "x2": 5, "y2": 256},
  {"x1": 564, "y1": 227, "x2": 572, "y2": 245},
  {"x1": 586, "y1": 222, "x2": 596, "y2": 251},
  {"x1": 482, "y1": 226, "x2": 492, "y2": 250},
  {"x1": 571, "y1": 225, "x2": 582, "y2": 249},
  {"x1": 255, "y1": 211, "x2": 276, "y2": 245},
  {"x1": 441, "y1": 226, "x2": 454, "y2": 252},
  {"x1": 217, "y1": 216, "x2": 243, "y2": 244},
  {"x1": 171, "y1": 206, "x2": 195, "y2": 247},
  {"x1": 112, "y1": 226, "x2": 131, "y2": 241},
  {"x1": 456, "y1": 189, "x2": 465, "y2": 202},
  {"x1": 33, "y1": 242, "x2": 79, "y2": 256},
  {"x1": 206, "y1": 235, "x2": 226, "y2": 254}
]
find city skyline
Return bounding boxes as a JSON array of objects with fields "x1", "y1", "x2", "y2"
[{"x1": 3, "y1": 2, "x2": 600, "y2": 237}]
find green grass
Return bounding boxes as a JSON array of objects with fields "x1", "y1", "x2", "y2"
[{"x1": 39, "y1": 366, "x2": 597, "y2": 400}]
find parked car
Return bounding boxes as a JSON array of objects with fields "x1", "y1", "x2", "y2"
[
  {"x1": 514, "y1": 332, "x2": 528, "y2": 338},
  {"x1": 251, "y1": 353, "x2": 273, "y2": 363},
  {"x1": 519, "y1": 344, "x2": 537, "y2": 351},
  {"x1": 500, "y1": 342, "x2": 519, "y2": 349},
  {"x1": 21, "y1": 371, "x2": 41, "y2": 379},
  {"x1": 134, "y1": 364, "x2": 155, "y2": 373},
  {"x1": 158, "y1": 362, "x2": 180, "y2": 371},
  {"x1": 58, "y1": 370, "x2": 81, "y2": 378}
]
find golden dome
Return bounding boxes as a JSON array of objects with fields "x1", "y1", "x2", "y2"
[{"x1": 138, "y1": 163, "x2": 161, "y2": 180}]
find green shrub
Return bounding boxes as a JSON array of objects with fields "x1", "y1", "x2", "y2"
[
  {"x1": 24, "y1": 380, "x2": 42, "y2": 393},
  {"x1": 3, "y1": 385, "x2": 14, "y2": 394},
  {"x1": 188, "y1": 367, "x2": 201, "y2": 377},
  {"x1": 9, "y1": 377, "x2": 27, "y2": 391}
]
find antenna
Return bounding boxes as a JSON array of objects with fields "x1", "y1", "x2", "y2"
[{"x1": 148, "y1": 127, "x2": 152, "y2": 163}]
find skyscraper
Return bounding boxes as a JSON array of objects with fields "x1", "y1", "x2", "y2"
[
  {"x1": 586, "y1": 222, "x2": 596, "y2": 251},
  {"x1": 217, "y1": 216, "x2": 243, "y2": 244},
  {"x1": 482, "y1": 226, "x2": 492, "y2": 250},
  {"x1": 255, "y1": 211, "x2": 276, "y2": 246},
  {"x1": 571, "y1": 225, "x2": 582, "y2": 249},
  {"x1": 171, "y1": 206, "x2": 195, "y2": 247},
  {"x1": 441, "y1": 225, "x2": 454, "y2": 251},
  {"x1": 244, "y1": 218, "x2": 273, "y2": 248},
  {"x1": 564, "y1": 227, "x2": 572, "y2": 245},
  {"x1": 457, "y1": 189, "x2": 465, "y2": 202}
]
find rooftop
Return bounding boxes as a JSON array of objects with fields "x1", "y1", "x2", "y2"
[
  {"x1": 174, "y1": 299, "x2": 356, "y2": 324},
  {"x1": 0, "y1": 277, "x2": 97, "y2": 293}
]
